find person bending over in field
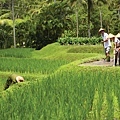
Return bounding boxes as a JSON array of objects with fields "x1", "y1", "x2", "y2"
[{"x1": 4, "y1": 74, "x2": 24, "y2": 90}]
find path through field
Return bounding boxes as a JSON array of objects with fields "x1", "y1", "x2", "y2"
[{"x1": 79, "y1": 59, "x2": 115, "y2": 67}]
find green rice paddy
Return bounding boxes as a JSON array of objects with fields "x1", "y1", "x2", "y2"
[{"x1": 0, "y1": 43, "x2": 119, "y2": 120}]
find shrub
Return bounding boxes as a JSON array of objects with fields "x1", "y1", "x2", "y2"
[{"x1": 58, "y1": 37, "x2": 102, "y2": 45}]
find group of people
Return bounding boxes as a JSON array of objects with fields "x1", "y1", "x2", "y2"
[{"x1": 99, "y1": 28, "x2": 120, "y2": 66}]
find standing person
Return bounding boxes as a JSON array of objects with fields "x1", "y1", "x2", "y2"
[
  {"x1": 4, "y1": 74, "x2": 24, "y2": 90},
  {"x1": 108, "y1": 33, "x2": 120, "y2": 66},
  {"x1": 115, "y1": 33, "x2": 120, "y2": 66},
  {"x1": 99, "y1": 28, "x2": 111, "y2": 62}
]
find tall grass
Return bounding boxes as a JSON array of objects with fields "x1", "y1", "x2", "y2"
[
  {"x1": 0, "y1": 48, "x2": 34, "y2": 58},
  {"x1": 0, "y1": 44, "x2": 119, "y2": 120},
  {"x1": 0, "y1": 58, "x2": 69, "y2": 74},
  {"x1": 0, "y1": 67, "x2": 120, "y2": 120}
]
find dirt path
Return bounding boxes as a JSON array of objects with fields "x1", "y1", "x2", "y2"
[{"x1": 79, "y1": 59, "x2": 114, "y2": 67}]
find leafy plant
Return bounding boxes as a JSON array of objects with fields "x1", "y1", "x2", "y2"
[{"x1": 58, "y1": 37, "x2": 102, "y2": 45}]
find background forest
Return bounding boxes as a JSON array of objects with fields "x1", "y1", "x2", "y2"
[{"x1": 0, "y1": 0, "x2": 120, "y2": 49}]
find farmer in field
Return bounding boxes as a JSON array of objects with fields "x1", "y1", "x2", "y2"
[
  {"x1": 4, "y1": 74, "x2": 24, "y2": 90},
  {"x1": 99, "y1": 28, "x2": 111, "y2": 62},
  {"x1": 109, "y1": 33, "x2": 120, "y2": 66}
]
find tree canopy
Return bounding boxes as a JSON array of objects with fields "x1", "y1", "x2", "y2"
[{"x1": 0, "y1": 0, "x2": 120, "y2": 49}]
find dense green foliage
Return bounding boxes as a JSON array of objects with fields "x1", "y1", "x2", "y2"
[
  {"x1": 36, "y1": 1, "x2": 73, "y2": 49},
  {"x1": 0, "y1": 0, "x2": 119, "y2": 49},
  {"x1": 58, "y1": 36, "x2": 102, "y2": 45}
]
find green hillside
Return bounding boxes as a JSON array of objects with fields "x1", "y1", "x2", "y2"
[{"x1": 0, "y1": 43, "x2": 120, "y2": 120}]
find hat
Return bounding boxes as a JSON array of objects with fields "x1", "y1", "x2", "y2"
[
  {"x1": 107, "y1": 33, "x2": 115, "y2": 39},
  {"x1": 16, "y1": 76, "x2": 24, "y2": 83},
  {"x1": 98, "y1": 28, "x2": 105, "y2": 33},
  {"x1": 116, "y1": 33, "x2": 120, "y2": 38}
]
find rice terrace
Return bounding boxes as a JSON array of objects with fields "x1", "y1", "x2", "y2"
[
  {"x1": 0, "y1": 43, "x2": 120, "y2": 120},
  {"x1": 0, "y1": 0, "x2": 120, "y2": 119}
]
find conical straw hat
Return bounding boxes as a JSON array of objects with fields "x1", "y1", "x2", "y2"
[
  {"x1": 116, "y1": 33, "x2": 120, "y2": 38},
  {"x1": 98, "y1": 28, "x2": 105, "y2": 33},
  {"x1": 108, "y1": 33, "x2": 115, "y2": 39}
]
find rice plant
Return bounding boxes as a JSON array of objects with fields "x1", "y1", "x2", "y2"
[
  {"x1": 0, "y1": 58, "x2": 69, "y2": 74},
  {"x1": 0, "y1": 48, "x2": 33, "y2": 58},
  {"x1": 0, "y1": 68, "x2": 120, "y2": 120}
]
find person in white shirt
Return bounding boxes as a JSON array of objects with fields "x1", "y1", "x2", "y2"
[
  {"x1": 108, "y1": 33, "x2": 120, "y2": 66},
  {"x1": 99, "y1": 28, "x2": 111, "y2": 62}
]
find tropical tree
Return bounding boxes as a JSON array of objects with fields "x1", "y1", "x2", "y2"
[
  {"x1": 0, "y1": 0, "x2": 119, "y2": 48},
  {"x1": 11, "y1": 0, "x2": 16, "y2": 48},
  {"x1": 69, "y1": 0, "x2": 87, "y2": 37},
  {"x1": 107, "y1": 0, "x2": 120, "y2": 34},
  {"x1": 87, "y1": 0, "x2": 93, "y2": 38},
  {"x1": 36, "y1": 1, "x2": 73, "y2": 49},
  {"x1": 93, "y1": 0, "x2": 107, "y2": 28},
  {"x1": 70, "y1": 0, "x2": 93, "y2": 37},
  {"x1": 0, "y1": 0, "x2": 45, "y2": 48}
]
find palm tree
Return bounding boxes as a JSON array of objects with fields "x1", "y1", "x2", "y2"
[
  {"x1": 12, "y1": 0, "x2": 16, "y2": 48},
  {"x1": 69, "y1": 0, "x2": 86, "y2": 38},
  {"x1": 87, "y1": 0, "x2": 93, "y2": 38},
  {"x1": 94, "y1": 0, "x2": 107, "y2": 28},
  {"x1": 70, "y1": 0, "x2": 93, "y2": 38}
]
